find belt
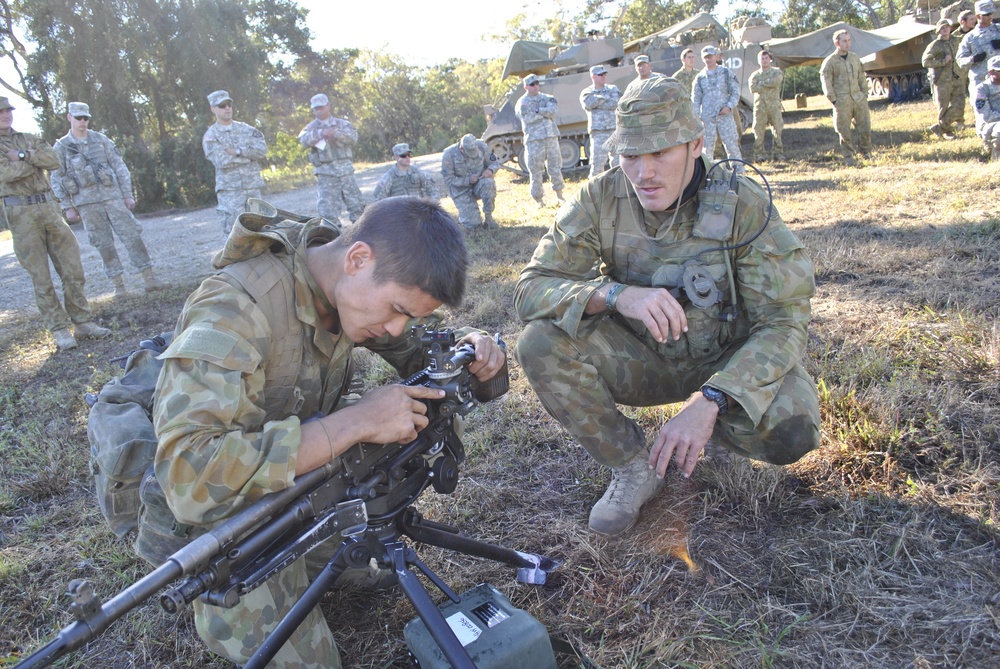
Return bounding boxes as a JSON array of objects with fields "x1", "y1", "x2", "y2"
[{"x1": 3, "y1": 193, "x2": 49, "y2": 206}]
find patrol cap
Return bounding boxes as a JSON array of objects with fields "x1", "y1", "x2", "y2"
[
  {"x1": 460, "y1": 133, "x2": 481, "y2": 156},
  {"x1": 207, "y1": 90, "x2": 231, "y2": 107},
  {"x1": 590, "y1": 64, "x2": 608, "y2": 75},
  {"x1": 634, "y1": 55, "x2": 650, "y2": 64},
  {"x1": 605, "y1": 76, "x2": 704, "y2": 156},
  {"x1": 0, "y1": 97, "x2": 14, "y2": 111},
  {"x1": 701, "y1": 45, "x2": 719, "y2": 56},
  {"x1": 523, "y1": 74, "x2": 540, "y2": 86},
  {"x1": 989, "y1": 55, "x2": 1000, "y2": 71},
  {"x1": 392, "y1": 142, "x2": 411, "y2": 157},
  {"x1": 976, "y1": 0, "x2": 994, "y2": 14},
  {"x1": 310, "y1": 93, "x2": 329, "y2": 108},
  {"x1": 67, "y1": 102, "x2": 90, "y2": 117}
]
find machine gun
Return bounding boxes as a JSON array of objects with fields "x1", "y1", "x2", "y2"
[{"x1": 16, "y1": 326, "x2": 559, "y2": 669}]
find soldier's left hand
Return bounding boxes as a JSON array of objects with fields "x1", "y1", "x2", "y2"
[
  {"x1": 124, "y1": 197, "x2": 135, "y2": 210},
  {"x1": 225, "y1": 148, "x2": 238, "y2": 157},
  {"x1": 719, "y1": 106, "x2": 732, "y2": 116},
  {"x1": 5, "y1": 148, "x2": 21, "y2": 162},
  {"x1": 649, "y1": 392, "x2": 718, "y2": 478},
  {"x1": 459, "y1": 332, "x2": 506, "y2": 382}
]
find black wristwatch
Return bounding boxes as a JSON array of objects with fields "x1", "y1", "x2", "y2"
[
  {"x1": 17, "y1": 150, "x2": 26, "y2": 161},
  {"x1": 701, "y1": 385, "x2": 729, "y2": 415}
]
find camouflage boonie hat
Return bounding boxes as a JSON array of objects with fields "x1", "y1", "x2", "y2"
[
  {"x1": 460, "y1": 133, "x2": 481, "y2": 156},
  {"x1": 207, "y1": 90, "x2": 231, "y2": 107},
  {"x1": 935, "y1": 18, "x2": 952, "y2": 31},
  {"x1": 605, "y1": 77, "x2": 704, "y2": 155},
  {"x1": 989, "y1": 55, "x2": 1000, "y2": 71},
  {"x1": 634, "y1": 55, "x2": 650, "y2": 64},
  {"x1": 67, "y1": 102, "x2": 90, "y2": 117},
  {"x1": 0, "y1": 97, "x2": 12, "y2": 111},
  {"x1": 392, "y1": 142, "x2": 411, "y2": 157}
]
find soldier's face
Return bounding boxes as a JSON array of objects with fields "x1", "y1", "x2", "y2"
[
  {"x1": 636, "y1": 62, "x2": 651, "y2": 77},
  {"x1": 68, "y1": 113, "x2": 90, "y2": 133},
  {"x1": 962, "y1": 16, "x2": 976, "y2": 30},
  {"x1": 979, "y1": 13, "x2": 994, "y2": 27},
  {"x1": 836, "y1": 34, "x2": 852, "y2": 52},
  {"x1": 619, "y1": 138, "x2": 705, "y2": 212},
  {"x1": 991, "y1": 68, "x2": 1000, "y2": 84},
  {"x1": 313, "y1": 104, "x2": 332, "y2": 120},
  {"x1": 939, "y1": 25, "x2": 952, "y2": 39},
  {"x1": 0, "y1": 108, "x2": 12, "y2": 133},
  {"x1": 682, "y1": 52, "x2": 695, "y2": 68},
  {"x1": 211, "y1": 102, "x2": 233, "y2": 123},
  {"x1": 759, "y1": 53, "x2": 772, "y2": 69},
  {"x1": 396, "y1": 152, "x2": 412, "y2": 167}
]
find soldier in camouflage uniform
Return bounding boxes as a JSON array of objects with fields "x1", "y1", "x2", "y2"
[
  {"x1": 820, "y1": 30, "x2": 872, "y2": 165},
  {"x1": 951, "y1": 10, "x2": 978, "y2": 128},
  {"x1": 203, "y1": 90, "x2": 268, "y2": 238},
  {"x1": 516, "y1": 74, "x2": 564, "y2": 205},
  {"x1": 151, "y1": 196, "x2": 506, "y2": 668},
  {"x1": 973, "y1": 55, "x2": 1000, "y2": 159},
  {"x1": 371, "y1": 143, "x2": 440, "y2": 201},
  {"x1": 0, "y1": 96, "x2": 109, "y2": 351},
  {"x1": 692, "y1": 45, "x2": 744, "y2": 171},
  {"x1": 580, "y1": 65, "x2": 622, "y2": 177},
  {"x1": 514, "y1": 77, "x2": 819, "y2": 537},
  {"x1": 670, "y1": 49, "x2": 699, "y2": 96},
  {"x1": 923, "y1": 20, "x2": 965, "y2": 139},
  {"x1": 748, "y1": 51, "x2": 785, "y2": 160},
  {"x1": 957, "y1": 1, "x2": 1000, "y2": 99},
  {"x1": 51, "y1": 102, "x2": 164, "y2": 295},
  {"x1": 441, "y1": 134, "x2": 500, "y2": 229},
  {"x1": 299, "y1": 93, "x2": 365, "y2": 225}
]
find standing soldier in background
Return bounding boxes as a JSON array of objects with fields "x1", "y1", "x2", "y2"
[
  {"x1": 0, "y1": 96, "x2": 109, "y2": 351},
  {"x1": 957, "y1": 1, "x2": 1000, "y2": 99},
  {"x1": 748, "y1": 51, "x2": 785, "y2": 161},
  {"x1": 516, "y1": 74, "x2": 564, "y2": 206},
  {"x1": 820, "y1": 29, "x2": 872, "y2": 166},
  {"x1": 973, "y1": 55, "x2": 1000, "y2": 159},
  {"x1": 203, "y1": 90, "x2": 268, "y2": 238},
  {"x1": 692, "y1": 45, "x2": 744, "y2": 171},
  {"x1": 671, "y1": 49, "x2": 699, "y2": 95},
  {"x1": 441, "y1": 134, "x2": 499, "y2": 229},
  {"x1": 923, "y1": 19, "x2": 964, "y2": 139},
  {"x1": 579, "y1": 65, "x2": 622, "y2": 176},
  {"x1": 51, "y1": 102, "x2": 164, "y2": 295},
  {"x1": 372, "y1": 143, "x2": 440, "y2": 201},
  {"x1": 298, "y1": 93, "x2": 364, "y2": 225},
  {"x1": 952, "y1": 10, "x2": 978, "y2": 129}
]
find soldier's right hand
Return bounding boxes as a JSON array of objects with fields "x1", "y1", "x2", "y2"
[
  {"x1": 352, "y1": 384, "x2": 445, "y2": 444},
  {"x1": 65, "y1": 207, "x2": 80, "y2": 222},
  {"x1": 613, "y1": 286, "x2": 688, "y2": 344}
]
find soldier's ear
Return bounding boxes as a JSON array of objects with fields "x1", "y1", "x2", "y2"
[{"x1": 343, "y1": 241, "x2": 373, "y2": 276}]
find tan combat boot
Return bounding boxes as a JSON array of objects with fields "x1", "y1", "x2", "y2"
[
  {"x1": 75, "y1": 322, "x2": 111, "y2": 339},
  {"x1": 483, "y1": 213, "x2": 499, "y2": 229},
  {"x1": 142, "y1": 268, "x2": 167, "y2": 292},
  {"x1": 112, "y1": 275, "x2": 128, "y2": 296},
  {"x1": 52, "y1": 328, "x2": 78, "y2": 351},
  {"x1": 588, "y1": 451, "x2": 664, "y2": 537}
]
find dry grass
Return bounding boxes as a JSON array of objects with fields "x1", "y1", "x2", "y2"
[{"x1": 2, "y1": 96, "x2": 999, "y2": 669}]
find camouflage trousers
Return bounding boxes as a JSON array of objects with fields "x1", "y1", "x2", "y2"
[
  {"x1": 217, "y1": 187, "x2": 262, "y2": 236},
  {"x1": 931, "y1": 78, "x2": 964, "y2": 133},
  {"x1": 751, "y1": 101, "x2": 784, "y2": 155},
  {"x1": 6, "y1": 199, "x2": 92, "y2": 332},
  {"x1": 77, "y1": 199, "x2": 153, "y2": 278},
  {"x1": 450, "y1": 177, "x2": 496, "y2": 228},
  {"x1": 948, "y1": 74, "x2": 969, "y2": 126},
  {"x1": 316, "y1": 174, "x2": 364, "y2": 225},
  {"x1": 525, "y1": 137, "x2": 564, "y2": 201},
  {"x1": 702, "y1": 113, "x2": 744, "y2": 169},
  {"x1": 515, "y1": 317, "x2": 820, "y2": 468},
  {"x1": 589, "y1": 129, "x2": 617, "y2": 177},
  {"x1": 831, "y1": 97, "x2": 871, "y2": 157},
  {"x1": 979, "y1": 121, "x2": 1000, "y2": 151}
]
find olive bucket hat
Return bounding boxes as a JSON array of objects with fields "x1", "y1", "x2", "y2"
[{"x1": 605, "y1": 76, "x2": 704, "y2": 155}]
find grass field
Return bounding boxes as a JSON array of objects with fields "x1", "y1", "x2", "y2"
[{"x1": 1, "y1": 96, "x2": 998, "y2": 669}]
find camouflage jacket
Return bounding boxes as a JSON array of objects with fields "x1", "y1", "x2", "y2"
[
  {"x1": 670, "y1": 67, "x2": 699, "y2": 96},
  {"x1": 922, "y1": 37, "x2": 962, "y2": 85},
  {"x1": 974, "y1": 79, "x2": 1000, "y2": 129},
  {"x1": 298, "y1": 115, "x2": 358, "y2": 177},
  {"x1": 0, "y1": 130, "x2": 60, "y2": 196},
  {"x1": 579, "y1": 84, "x2": 622, "y2": 132},
  {"x1": 152, "y1": 217, "x2": 434, "y2": 526},
  {"x1": 820, "y1": 51, "x2": 868, "y2": 103},
  {"x1": 957, "y1": 24, "x2": 1000, "y2": 87},
  {"x1": 516, "y1": 92, "x2": 560, "y2": 141},
  {"x1": 749, "y1": 67, "x2": 784, "y2": 108},
  {"x1": 440, "y1": 140, "x2": 500, "y2": 195},
  {"x1": 692, "y1": 66, "x2": 741, "y2": 117},
  {"x1": 202, "y1": 121, "x2": 267, "y2": 193},
  {"x1": 514, "y1": 159, "x2": 815, "y2": 426},
  {"x1": 51, "y1": 130, "x2": 133, "y2": 208},
  {"x1": 372, "y1": 163, "x2": 440, "y2": 201}
]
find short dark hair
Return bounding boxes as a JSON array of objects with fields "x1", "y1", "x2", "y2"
[
  {"x1": 335, "y1": 196, "x2": 467, "y2": 307},
  {"x1": 681, "y1": 48, "x2": 694, "y2": 58}
]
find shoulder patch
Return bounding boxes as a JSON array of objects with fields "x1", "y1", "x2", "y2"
[{"x1": 159, "y1": 324, "x2": 262, "y2": 374}]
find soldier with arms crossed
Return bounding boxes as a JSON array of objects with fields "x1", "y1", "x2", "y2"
[{"x1": 580, "y1": 64, "x2": 622, "y2": 176}]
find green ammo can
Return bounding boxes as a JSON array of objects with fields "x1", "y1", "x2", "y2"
[{"x1": 404, "y1": 583, "x2": 557, "y2": 669}]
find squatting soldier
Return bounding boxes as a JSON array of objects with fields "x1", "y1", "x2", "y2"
[
  {"x1": 579, "y1": 64, "x2": 622, "y2": 176},
  {"x1": 957, "y1": 1, "x2": 1000, "y2": 98},
  {"x1": 441, "y1": 134, "x2": 499, "y2": 229},
  {"x1": 51, "y1": 102, "x2": 165, "y2": 294},
  {"x1": 692, "y1": 45, "x2": 744, "y2": 171},
  {"x1": 298, "y1": 93, "x2": 365, "y2": 224},
  {"x1": 670, "y1": 48, "x2": 699, "y2": 95},
  {"x1": 151, "y1": 196, "x2": 506, "y2": 668},
  {"x1": 923, "y1": 19, "x2": 965, "y2": 139},
  {"x1": 973, "y1": 55, "x2": 1000, "y2": 159},
  {"x1": 202, "y1": 90, "x2": 268, "y2": 238},
  {"x1": 820, "y1": 29, "x2": 872, "y2": 165},
  {"x1": 514, "y1": 77, "x2": 820, "y2": 537},
  {"x1": 0, "y1": 96, "x2": 109, "y2": 351},
  {"x1": 371, "y1": 143, "x2": 440, "y2": 201},
  {"x1": 748, "y1": 50, "x2": 785, "y2": 161},
  {"x1": 516, "y1": 74, "x2": 564, "y2": 206}
]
